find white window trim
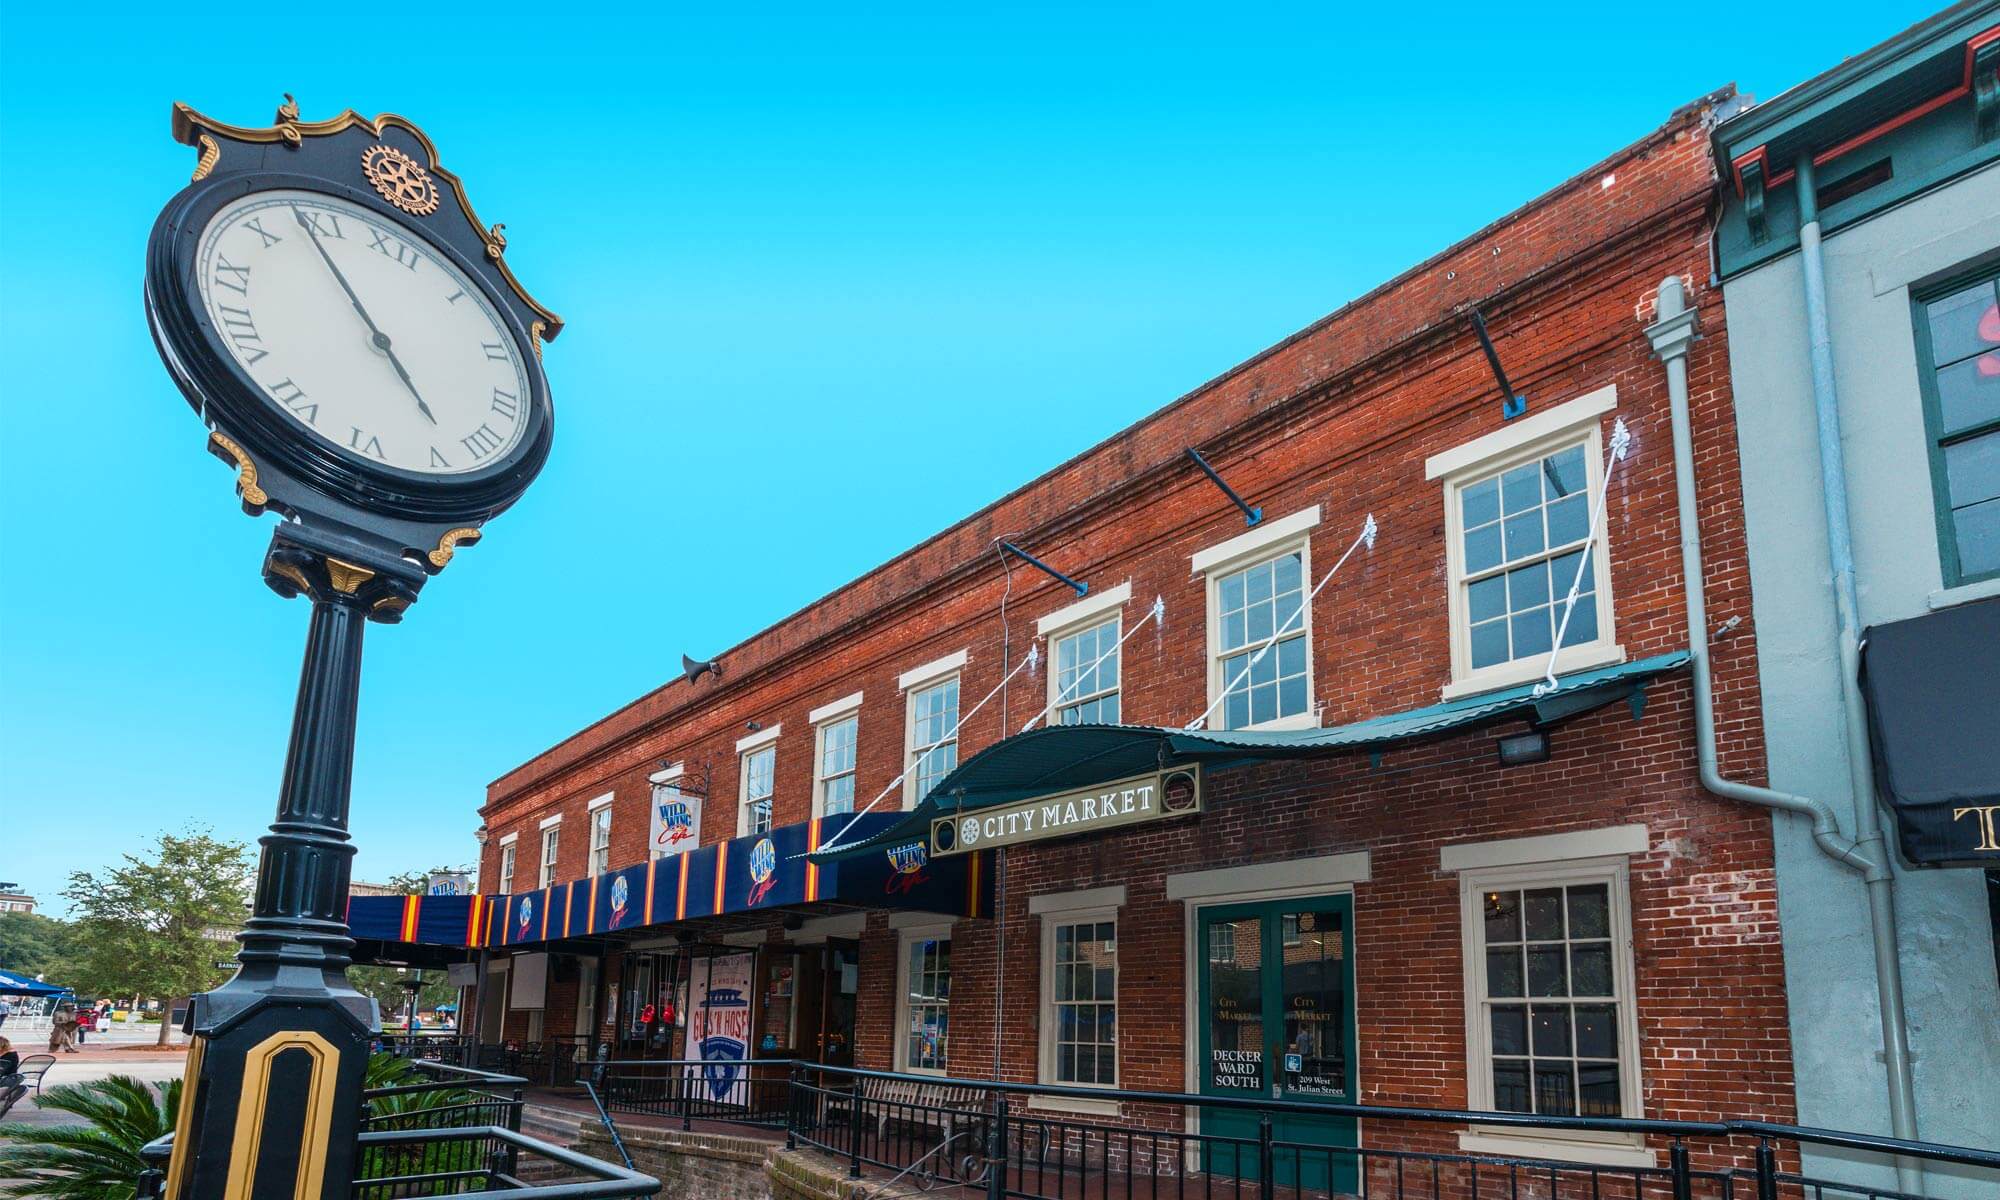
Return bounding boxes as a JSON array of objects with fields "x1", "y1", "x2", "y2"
[
  {"x1": 538, "y1": 813, "x2": 564, "y2": 830},
  {"x1": 1441, "y1": 825, "x2": 1649, "y2": 873},
  {"x1": 894, "y1": 922, "x2": 954, "y2": 1076},
  {"x1": 1035, "y1": 581, "x2": 1132, "y2": 637},
  {"x1": 1036, "y1": 894, "x2": 1122, "y2": 1111},
  {"x1": 1456, "y1": 854, "x2": 1652, "y2": 1168},
  {"x1": 1434, "y1": 388, "x2": 1623, "y2": 701},
  {"x1": 497, "y1": 842, "x2": 517, "y2": 895},
  {"x1": 648, "y1": 763, "x2": 685, "y2": 785},
  {"x1": 902, "y1": 672, "x2": 961, "y2": 809},
  {"x1": 497, "y1": 831, "x2": 519, "y2": 847},
  {"x1": 812, "y1": 711, "x2": 861, "y2": 820},
  {"x1": 538, "y1": 826, "x2": 560, "y2": 889},
  {"x1": 1199, "y1": 508, "x2": 1318, "y2": 732},
  {"x1": 738, "y1": 743, "x2": 777, "y2": 837},
  {"x1": 587, "y1": 791, "x2": 615, "y2": 812},
  {"x1": 1046, "y1": 610, "x2": 1124, "y2": 726},
  {"x1": 808, "y1": 690, "x2": 865, "y2": 725},
  {"x1": 898, "y1": 650, "x2": 967, "y2": 691},
  {"x1": 736, "y1": 723, "x2": 782, "y2": 753}
]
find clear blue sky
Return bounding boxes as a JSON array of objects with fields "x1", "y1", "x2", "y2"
[{"x1": 0, "y1": 3, "x2": 1938, "y2": 916}]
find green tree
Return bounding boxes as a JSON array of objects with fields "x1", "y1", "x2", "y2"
[
  {"x1": 0, "y1": 911, "x2": 77, "y2": 981},
  {"x1": 61, "y1": 832, "x2": 252, "y2": 1047}
]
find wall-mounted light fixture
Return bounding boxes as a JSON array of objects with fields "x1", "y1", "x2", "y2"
[{"x1": 1496, "y1": 731, "x2": 1551, "y2": 767}]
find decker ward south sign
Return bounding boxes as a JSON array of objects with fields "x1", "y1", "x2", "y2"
[{"x1": 929, "y1": 768, "x2": 1202, "y2": 857}]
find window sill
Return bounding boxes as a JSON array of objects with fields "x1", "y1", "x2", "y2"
[
  {"x1": 1928, "y1": 575, "x2": 2000, "y2": 611},
  {"x1": 1028, "y1": 1091, "x2": 1122, "y2": 1118},
  {"x1": 1456, "y1": 1129, "x2": 1656, "y2": 1169},
  {"x1": 1441, "y1": 644, "x2": 1625, "y2": 702},
  {"x1": 1223, "y1": 711, "x2": 1320, "y2": 733}
]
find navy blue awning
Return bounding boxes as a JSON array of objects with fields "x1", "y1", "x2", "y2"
[{"x1": 811, "y1": 652, "x2": 1689, "y2": 862}]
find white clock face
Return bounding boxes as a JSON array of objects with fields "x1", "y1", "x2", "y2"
[{"x1": 195, "y1": 189, "x2": 531, "y2": 476}]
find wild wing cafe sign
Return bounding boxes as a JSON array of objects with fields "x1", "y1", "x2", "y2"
[{"x1": 930, "y1": 767, "x2": 1202, "y2": 857}]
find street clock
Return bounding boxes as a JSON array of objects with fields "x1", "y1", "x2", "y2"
[{"x1": 144, "y1": 95, "x2": 560, "y2": 603}]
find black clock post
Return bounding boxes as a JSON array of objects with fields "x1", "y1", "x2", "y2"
[{"x1": 143, "y1": 96, "x2": 559, "y2": 1198}]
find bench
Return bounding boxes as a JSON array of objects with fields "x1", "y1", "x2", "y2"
[
  {"x1": 0, "y1": 1055, "x2": 54, "y2": 1120},
  {"x1": 824, "y1": 1075, "x2": 987, "y2": 1142}
]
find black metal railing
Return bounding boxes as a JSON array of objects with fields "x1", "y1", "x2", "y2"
[
  {"x1": 138, "y1": 1126, "x2": 659, "y2": 1198},
  {"x1": 362, "y1": 1059, "x2": 527, "y2": 1135},
  {"x1": 591, "y1": 1058, "x2": 2000, "y2": 1200}
]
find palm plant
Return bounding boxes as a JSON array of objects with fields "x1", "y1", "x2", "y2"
[{"x1": 0, "y1": 1074, "x2": 180, "y2": 1200}]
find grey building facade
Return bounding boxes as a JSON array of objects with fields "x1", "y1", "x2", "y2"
[{"x1": 1713, "y1": 4, "x2": 2000, "y2": 1191}]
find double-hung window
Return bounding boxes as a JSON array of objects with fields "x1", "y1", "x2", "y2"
[
  {"x1": 587, "y1": 795, "x2": 613, "y2": 877},
  {"x1": 1914, "y1": 271, "x2": 2000, "y2": 586},
  {"x1": 1049, "y1": 918, "x2": 1118, "y2": 1085},
  {"x1": 497, "y1": 836, "x2": 517, "y2": 894},
  {"x1": 897, "y1": 928, "x2": 952, "y2": 1073},
  {"x1": 1195, "y1": 508, "x2": 1320, "y2": 731},
  {"x1": 538, "y1": 820, "x2": 561, "y2": 888},
  {"x1": 900, "y1": 651, "x2": 966, "y2": 807},
  {"x1": 1054, "y1": 619, "x2": 1121, "y2": 725},
  {"x1": 1431, "y1": 388, "x2": 1622, "y2": 698},
  {"x1": 810, "y1": 692, "x2": 863, "y2": 818},
  {"x1": 741, "y1": 746, "x2": 775, "y2": 835}
]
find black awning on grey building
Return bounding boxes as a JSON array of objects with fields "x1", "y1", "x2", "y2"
[{"x1": 1860, "y1": 596, "x2": 2000, "y2": 868}]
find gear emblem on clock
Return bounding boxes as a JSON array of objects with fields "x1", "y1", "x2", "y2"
[{"x1": 361, "y1": 144, "x2": 441, "y2": 216}]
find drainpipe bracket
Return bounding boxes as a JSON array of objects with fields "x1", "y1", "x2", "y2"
[{"x1": 1646, "y1": 306, "x2": 1699, "y2": 362}]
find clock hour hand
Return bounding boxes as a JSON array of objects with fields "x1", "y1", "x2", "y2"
[{"x1": 292, "y1": 207, "x2": 436, "y2": 425}]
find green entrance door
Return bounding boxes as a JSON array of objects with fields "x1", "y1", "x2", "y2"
[{"x1": 1197, "y1": 896, "x2": 1356, "y2": 1192}]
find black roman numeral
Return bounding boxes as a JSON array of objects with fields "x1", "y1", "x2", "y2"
[
  {"x1": 429, "y1": 447, "x2": 452, "y2": 469},
  {"x1": 268, "y1": 379, "x2": 316, "y2": 425},
  {"x1": 460, "y1": 424, "x2": 503, "y2": 461},
  {"x1": 348, "y1": 427, "x2": 387, "y2": 460},
  {"x1": 214, "y1": 256, "x2": 251, "y2": 296},
  {"x1": 489, "y1": 387, "x2": 518, "y2": 421},
  {"x1": 445, "y1": 289, "x2": 465, "y2": 305},
  {"x1": 216, "y1": 305, "x2": 268, "y2": 365},
  {"x1": 244, "y1": 217, "x2": 282, "y2": 248},
  {"x1": 300, "y1": 210, "x2": 344, "y2": 239},
  {"x1": 367, "y1": 229, "x2": 420, "y2": 271},
  {"x1": 482, "y1": 341, "x2": 508, "y2": 362}
]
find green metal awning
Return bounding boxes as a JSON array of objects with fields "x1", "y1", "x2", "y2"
[{"x1": 809, "y1": 651, "x2": 1689, "y2": 862}]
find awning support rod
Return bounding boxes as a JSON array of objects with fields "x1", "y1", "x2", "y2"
[
  {"x1": 1534, "y1": 416, "x2": 1633, "y2": 697},
  {"x1": 998, "y1": 542, "x2": 1087, "y2": 596},
  {"x1": 1185, "y1": 448, "x2": 1263, "y2": 527},
  {"x1": 1020, "y1": 597, "x2": 1166, "y2": 732}
]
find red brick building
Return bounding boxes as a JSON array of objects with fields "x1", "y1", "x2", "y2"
[{"x1": 361, "y1": 88, "x2": 1801, "y2": 1175}]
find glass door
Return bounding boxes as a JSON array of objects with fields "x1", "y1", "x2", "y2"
[
  {"x1": 820, "y1": 938, "x2": 859, "y2": 1066},
  {"x1": 1197, "y1": 896, "x2": 1356, "y2": 1192}
]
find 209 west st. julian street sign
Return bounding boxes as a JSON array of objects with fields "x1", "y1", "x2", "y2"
[
  {"x1": 142, "y1": 95, "x2": 559, "y2": 1199},
  {"x1": 929, "y1": 767, "x2": 1202, "y2": 857}
]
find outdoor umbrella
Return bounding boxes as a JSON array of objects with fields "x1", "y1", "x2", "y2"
[{"x1": 0, "y1": 967, "x2": 68, "y2": 997}]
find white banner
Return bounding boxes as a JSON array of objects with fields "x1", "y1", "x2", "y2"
[
  {"x1": 650, "y1": 784, "x2": 702, "y2": 858},
  {"x1": 684, "y1": 953, "x2": 754, "y2": 1106}
]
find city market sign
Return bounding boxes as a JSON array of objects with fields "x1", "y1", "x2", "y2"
[{"x1": 929, "y1": 768, "x2": 1201, "y2": 857}]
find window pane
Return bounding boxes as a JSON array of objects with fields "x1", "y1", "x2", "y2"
[
  {"x1": 1572, "y1": 943, "x2": 1613, "y2": 996},
  {"x1": 1468, "y1": 575, "x2": 1506, "y2": 623},
  {"x1": 1549, "y1": 548, "x2": 1594, "y2": 594},
  {"x1": 1462, "y1": 478, "x2": 1500, "y2": 529},
  {"x1": 1511, "y1": 607, "x2": 1553, "y2": 658},
  {"x1": 1578, "y1": 1063, "x2": 1621, "y2": 1116},
  {"x1": 1491, "y1": 1006, "x2": 1526, "y2": 1055},
  {"x1": 1523, "y1": 889, "x2": 1565, "y2": 940},
  {"x1": 1574, "y1": 1004, "x2": 1617, "y2": 1058},
  {"x1": 1507, "y1": 561, "x2": 1551, "y2": 610},
  {"x1": 1527, "y1": 946, "x2": 1568, "y2": 996},
  {"x1": 1568, "y1": 885, "x2": 1610, "y2": 938},
  {"x1": 1545, "y1": 445, "x2": 1588, "y2": 497},
  {"x1": 1559, "y1": 591, "x2": 1599, "y2": 646},
  {"x1": 1535, "y1": 1065, "x2": 1577, "y2": 1116},
  {"x1": 1465, "y1": 523, "x2": 1503, "y2": 574},
  {"x1": 1934, "y1": 353, "x2": 2000, "y2": 437},
  {"x1": 1274, "y1": 551, "x2": 1302, "y2": 596},
  {"x1": 1487, "y1": 947, "x2": 1524, "y2": 997},
  {"x1": 1504, "y1": 511, "x2": 1545, "y2": 559},
  {"x1": 1953, "y1": 495, "x2": 2000, "y2": 578},
  {"x1": 1530, "y1": 1007, "x2": 1572, "y2": 1056},
  {"x1": 1502, "y1": 464, "x2": 1542, "y2": 515},
  {"x1": 1926, "y1": 280, "x2": 2000, "y2": 366},
  {"x1": 1483, "y1": 891, "x2": 1521, "y2": 942},
  {"x1": 1545, "y1": 493, "x2": 1589, "y2": 546},
  {"x1": 1492, "y1": 1061, "x2": 1531, "y2": 1113},
  {"x1": 1944, "y1": 429, "x2": 2000, "y2": 510},
  {"x1": 1470, "y1": 619, "x2": 1509, "y2": 668}
]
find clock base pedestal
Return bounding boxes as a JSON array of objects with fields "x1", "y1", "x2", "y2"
[{"x1": 162, "y1": 532, "x2": 423, "y2": 1199}]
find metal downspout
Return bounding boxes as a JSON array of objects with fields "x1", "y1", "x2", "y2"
[
  {"x1": 1792, "y1": 156, "x2": 1922, "y2": 1178},
  {"x1": 1646, "y1": 268, "x2": 1921, "y2": 1191}
]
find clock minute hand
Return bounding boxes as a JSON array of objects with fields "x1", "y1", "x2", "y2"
[{"x1": 292, "y1": 208, "x2": 437, "y2": 426}]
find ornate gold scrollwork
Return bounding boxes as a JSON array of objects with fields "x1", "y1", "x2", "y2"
[
  {"x1": 324, "y1": 560, "x2": 377, "y2": 594},
  {"x1": 428, "y1": 527, "x2": 483, "y2": 570},
  {"x1": 361, "y1": 144, "x2": 441, "y2": 216},
  {"x1": 269, "y1": 560, "x2": 313, "y2": 597},
  {"x1": 275, "y1": 92, "x2": 303, "y2": 146},
  {"x1": 191, "y1": 134, "x2": 220, "y2": 182},
  {"x1": 207, "y1": 432, "x2": 268, "y2": 511},
  {"x1": 485, "y1": 223, "x2": 507, "y2": 259},
  {"x1": 529, "y1": 321, "x2": 547, "y2": 361}
]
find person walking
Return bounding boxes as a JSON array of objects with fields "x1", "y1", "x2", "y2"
[{"x1": 0, "y1": 995, "x2": 13, "y2": 1029}]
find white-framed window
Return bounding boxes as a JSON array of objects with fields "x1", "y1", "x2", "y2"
[
  {"x1": 1457, "y1": 854, "x2": 1644, "y2": 1148},
  {"x1": 895, "y1": 926, "x2": 952, "y2": 1074},
  {"x1": 815, "y1": 715, "x2": 859, "y2": 817},
  {"x1": 497, "y1": 835, "x2": 517, "y2": 894},
  {"x1": 1430, "y1": 387, "x2": 1622, "y2": 699},
  {"x1": 588, "y1": 796, "x2": 613, "y2": 877},
  {"x1": 538, "y1": 822, "x2": 561, "y2": 889},
  {"x1": 899, "y1": 652, "x2": 965, "y2": 807},
  {"x1": 740, "y1": 745, "x2": 776, "y2": 836},
  {"x1": 1052, "y1": 618, "x2": 1121, "y2": 725},
  {"x1": 1194, "y1": 507, "x2": 1321, "y2": 732},
  {"x1": 1045, "y1": 916, "x2": 1118, "y2": 1086}
]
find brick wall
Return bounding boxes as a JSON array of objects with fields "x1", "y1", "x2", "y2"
[{"x1": 472, "y1": 90, "x2": 1796, "y2": 1141}]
